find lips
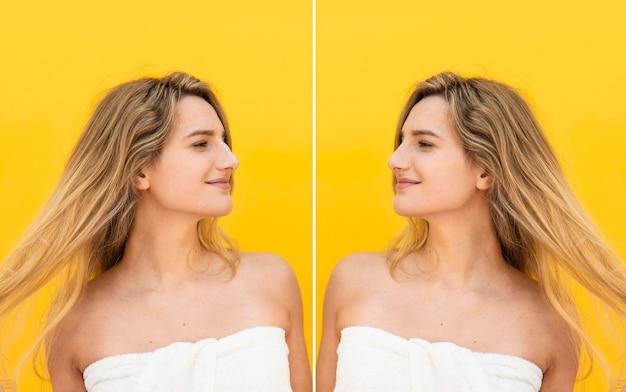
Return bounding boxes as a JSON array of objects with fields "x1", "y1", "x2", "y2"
[
  {"x1": 205, "y1": 179, "x2": 230, "y2": 190},
  {"x1": 397, "y1": 180, "x2": 420, "y2": 184},
  {"x1": 395, "y1": 180, "x2": 421, "y2": 190}
]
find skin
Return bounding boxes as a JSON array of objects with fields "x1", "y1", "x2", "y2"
[
  {"x1": 47, "y1": 95, "x2": 311, "y2": 392},
  {"x1": 316, "y1": 95, "x2": 579, "y2": 392}
]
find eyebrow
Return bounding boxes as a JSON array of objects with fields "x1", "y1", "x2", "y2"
[
  {"x1": 402, "y1": 129, "x2": 441, "y2": 139},
  {"x1": 185, "y1": 129, "x2": 225, "y2": 139}
]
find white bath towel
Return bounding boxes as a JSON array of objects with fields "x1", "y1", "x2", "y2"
[
  {"x1": 82, "y1": 325, "x2": 292, "y2": 392},
  {"x1": 334, "y1": 325, "x2": 543, "y2": 392}
]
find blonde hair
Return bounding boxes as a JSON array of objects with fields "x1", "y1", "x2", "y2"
[
  {"x1": 0, "y1": 71, "x2": 240, "y2": 390},
  {"x1": 386, "y1": 71, "x2": 626, "y2": 390}
]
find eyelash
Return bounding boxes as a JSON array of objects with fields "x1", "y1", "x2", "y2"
[
  {"x1": 400, "y1": 138, "x2": 433, "y2": 148},
  {"x1": 192, "y1": 137, "x2": 227, "y2": 147}
]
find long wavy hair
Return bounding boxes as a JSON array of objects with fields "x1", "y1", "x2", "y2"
[
  {"x1": 0, "y1": 71, "x2": 240, "y2": 390},
  {"x1": 385, "y1": 71, "x2": 626, "y2": 391}
]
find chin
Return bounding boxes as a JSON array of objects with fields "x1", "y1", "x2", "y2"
[
  {"x1": 394, "y1": 209, "x2": 418, "y2": 217},
  {"x1": 393, "y1": 200, "x2": 427, "y2": 218},
  {"x1": 215, "y1": 206, "x2": 234, "y2": 217},
  {"x1": 393, "y1": 206, "x2": 415, "y2": 217},
  {"x1": 202, "y1": 203, "x2": 233, "y2": 217}
]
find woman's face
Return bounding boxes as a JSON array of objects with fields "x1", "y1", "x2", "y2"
[
  {"x1": 137, "y1": 95, "x2": 239, "y2": 217},
  {"x1": 388, "y1": 95, "x2": 490, "y2": 218}
]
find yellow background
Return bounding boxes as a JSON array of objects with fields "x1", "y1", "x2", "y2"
[
  {"x1": 317, "y1": 0, "x2": 626, "y2": 390},
  {"x1": 0, "y1": 1, "x2": 312, "y2": 390},
  {"x1": 2, "y1": 0, "x2": 626, "y2": 389}
]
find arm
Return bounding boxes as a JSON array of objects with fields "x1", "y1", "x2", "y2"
[
  {"x1": 47, "y1": 322, "x2": 87, "y2": 391},
  {"x1": 538, "y1": 345, "x2": 578, "y2": 392},
  {"x1": 283, "y1": 262, "x2": 312, "y2": 392},
  {"x1": 316, "y1": 260, "x2": 347, "y2": 392},
  {"x1": 538, "y1": 317, "x2": 580, "y2": 392}
]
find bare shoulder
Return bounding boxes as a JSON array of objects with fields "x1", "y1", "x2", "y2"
[
  {"x1": 49, "y1": 271, "x2": 124, "y2": 370},
  {"x1": 506, "y1": 272, "x2": 579, "y2": 377},
  {"x1": 324, "y1": 252, "x2": 389, "y2": 309},
  {"x1": 238, "y1": 251, "x2": 298, "y2": 285},
  {"x1": 329, "y1": 251, "x2": 389, "y2": 290},
  {"x1": 531, "y1": 288, "x2": 579, "y2": 379},
  {"x1": 47, "y1": 279, "x2": 103, "y2": 358},
  {"x1": 238, "y1": 251, "x2": 301, "y2": 306},
  {"x1": 47, "y1": 297, "x2": 82, "y2": 368},
  {"x1": 46, "y1": 283, "x2": 102, "y2": 387},
  {"x1": 331, "y1": 251, "x2": 389, "y2": 278}
]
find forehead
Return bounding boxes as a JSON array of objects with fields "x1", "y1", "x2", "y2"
[
  {"x1": 171, "y1": 95, "x2": 225, "y2": 138},
  {"x1": 401, "y1": 95, "x2": 453, "y2": 138}
]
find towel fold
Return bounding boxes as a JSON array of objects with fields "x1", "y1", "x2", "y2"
[
  {"x1": 334, "y1": 326, "x2": 543, "y2": 392},
  {"x1": 82, "y1": 325, "x2": 292, "y2": 392}
]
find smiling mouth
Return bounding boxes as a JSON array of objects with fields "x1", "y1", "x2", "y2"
[
  {"x1": 396, "y1": 181, "x2": 421, "y2": 190},
  {"x1": 205, "y1": 181, "x2": 230, "y2": 190}
]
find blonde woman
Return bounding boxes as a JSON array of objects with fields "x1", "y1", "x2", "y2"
[
  {"x1": 317, "y1": 72, "x2": 626, "y2": 392},
  {"x1": 0, "y1": 72, "x2": 311, "y2": 391}
]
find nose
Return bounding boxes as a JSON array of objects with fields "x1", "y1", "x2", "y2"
[
  {"x1": 387, "y1": 143, "x2": 409, "y2": 172},
  {"x1": 216, "y1": 138, "x2": 239, "y2": 171}
]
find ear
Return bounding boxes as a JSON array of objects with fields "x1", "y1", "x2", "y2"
[
  {"x1": 132, "y1": 170, "x2": 150, "y2": 191},
  {"x1": 476, "y1": 170, "x2": 494, "y2": 190}
]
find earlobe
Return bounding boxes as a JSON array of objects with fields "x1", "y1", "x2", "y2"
[
  {"x1": 476, "y1": 171, "x2": 493, "y2": 190},
  {"x1": 133, "y1": 171, "x2": 150, "y2": 191}
]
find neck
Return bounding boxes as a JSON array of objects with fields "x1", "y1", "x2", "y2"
[
  {"x1": 409, "y1": 197, "x2": 513, "y2": 289},
  {"x1": 113, "y1": 198, "x2": 218, "y2": 290}
]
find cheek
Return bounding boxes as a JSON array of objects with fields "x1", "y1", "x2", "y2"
[
  {"x1": 427, "y1": 155, "x2": 476, "y2": 200},
  {"x1": 394, "y1": 152, "x2": 477, "y2": 214},
  {"x1": 149, "y1": 151, "x2": 211, "y2": 204}
]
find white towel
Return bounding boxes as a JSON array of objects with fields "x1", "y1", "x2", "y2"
[
  {"x1": 334, "y1": 326, "x2": 542, "y2": 392},
  {"x1": 82, "y1": 326, "x2": 292, "y2": 392}
]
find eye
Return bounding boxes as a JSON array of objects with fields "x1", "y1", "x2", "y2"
[
  {"x1": 192, "y1": 141, "x2": 208, "y2": 148},
  {"x1": 418, "y1": 141, "x2": 433, "y2": 148}
]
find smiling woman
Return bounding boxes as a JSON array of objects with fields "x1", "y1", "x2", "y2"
[
  {"x1": 317, "y1": 72, "x2": 626, "y2": 392},
  {"x1": 0, "y1": 71, "x2": 311, "y2": 392}
]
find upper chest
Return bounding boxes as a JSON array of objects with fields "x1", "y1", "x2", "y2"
[
  {"x1": 336, "y1": 280, "x2": 550, "y2": 372},
  {"x1": 75, "y1": 277, "x2": 288, "y2": 372}
]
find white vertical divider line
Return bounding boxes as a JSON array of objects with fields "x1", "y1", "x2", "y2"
[{"x1": 311, "y1": 0, "x2": 317, "y2": 387}]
